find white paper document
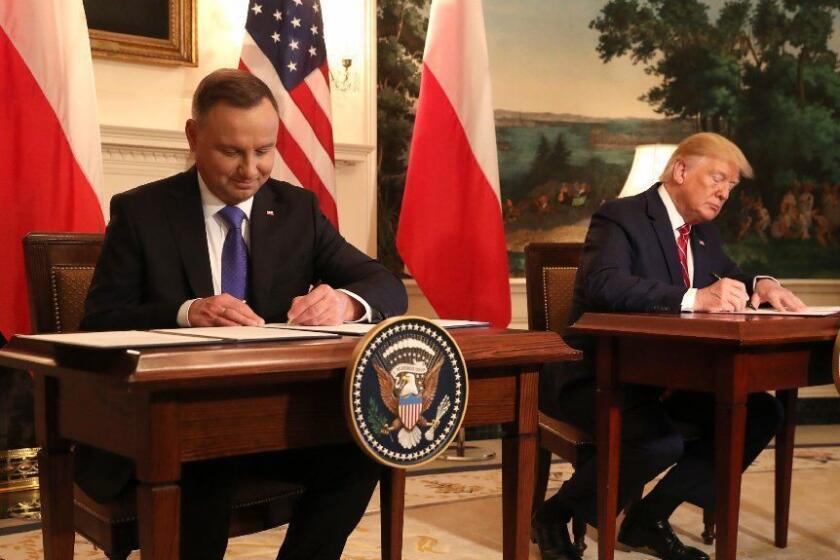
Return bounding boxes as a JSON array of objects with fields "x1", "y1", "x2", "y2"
[
  {"x1": 264, "y1": 323, "x2": 375, "y2": 335},
  {"x1": 153, "y1": 326, "x2": 338, "y2": 341},
  {"x1": 700, "y1": 306, "x2": 840, "y2": 317},
  {"x1": 18, "y1": 330, "x2": 223, "y2": 349},
  {"x1": 434, "y1": 319, "x2": 491, "y2": 329},
  {"x1": 265, "y1": 318, "x2": 490, "y2": 336}
]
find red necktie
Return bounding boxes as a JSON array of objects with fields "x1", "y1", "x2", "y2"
[{"x1": 677, "y1": 224, "x2": 691, "y2": 288}]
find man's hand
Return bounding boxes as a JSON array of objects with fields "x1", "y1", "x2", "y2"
[
  {"x1": 188, "y1": 294, "x2": 265, "y2": 327},
  {"x1": 750, "y1": 279, "x2": 806, "y2": 312},
  {"x1": 287, "y1": 285, "x2": 363, "y2": 325},
  {"x1": 695, "y1": 278, "x2": 749, "y2": 312}
]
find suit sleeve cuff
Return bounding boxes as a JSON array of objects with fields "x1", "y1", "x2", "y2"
[
  {"x1": 338, "y1": 289, "x2": 372, "y2": 323},
  {"x1": 177, "y1": 299, "x2": 198, "y2": 327},
  {"x1": 681, "y1": 288, "x2": 698, "y2": 311}
]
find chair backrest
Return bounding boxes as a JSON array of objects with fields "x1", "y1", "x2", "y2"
[
  {"x1": 23, "y1": 232, "x2": 103, "y2": 334},
  {"x1": 524, "y1": 242, "x2": 583, "y2": 335}
]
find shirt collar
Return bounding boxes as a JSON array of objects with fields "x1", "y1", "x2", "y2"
[
  {"x1": 657, "y1": 184, "x2": 687, "y2": 233},
  {"x1": 197, "y1": 172, "x2": 254, "y2": 222}
]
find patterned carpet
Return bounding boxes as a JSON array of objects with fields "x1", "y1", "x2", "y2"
[{"x1": 1, "y1": 446, "x2": 839, "y2": 559}]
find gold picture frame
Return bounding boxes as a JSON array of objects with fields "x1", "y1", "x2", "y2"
[{"x1": 85, "y1": 0, "x2": 197, "y2": 67}]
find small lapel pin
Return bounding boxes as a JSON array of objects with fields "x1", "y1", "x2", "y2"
[
  {"x1": 266, "y1": 210, "x2": 275, "y2": 216},
  {"x1": 699, "y1": 239, "x2": 706, "y2": 247}
]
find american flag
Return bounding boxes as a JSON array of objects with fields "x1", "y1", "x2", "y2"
[{"x1": 239, "y1": 0, "x2": 338, "y2": 228}]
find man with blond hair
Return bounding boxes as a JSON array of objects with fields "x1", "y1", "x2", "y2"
[{"x1": 532, "y1": 133, "x2": 804, "y2": 560}]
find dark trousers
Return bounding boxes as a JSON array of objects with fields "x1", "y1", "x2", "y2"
[
  {"x1": 545, "y1": 379, "x2": 782, "y2": 527},
  {"x1": 76, "y1": 443, "x2": 381, "y2": 560}
]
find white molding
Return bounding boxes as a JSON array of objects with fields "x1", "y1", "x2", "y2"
[
  {"x1": 101, "y1": 124, "x2": 186, "y2": 151},
  {"x1": 334, "y1": 142, "x2": 376, "y2": 166},
  {"x1": 404, "y1": 278, "x2": 529, "y2": 330},
  {"x1": 779, "y1": 279, "x2": 840, "y2": 306},
  {"x1": 100, "y1": 124, "x2": 373, "y2": 167},
  {"x1": 798, "y1": 385, "x2": 838, "y2": 398}
]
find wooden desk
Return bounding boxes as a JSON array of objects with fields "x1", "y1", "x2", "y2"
[
  {"x1": 0, "y1": 328, "x2": 578, "y2": 559},
  {"x1": 571, "y1": 312, "x2": 838, "y2": 560}
]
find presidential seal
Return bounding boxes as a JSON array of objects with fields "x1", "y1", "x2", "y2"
[{"x1": 345, "y1": 316, "x2": 468, "y2": 468}]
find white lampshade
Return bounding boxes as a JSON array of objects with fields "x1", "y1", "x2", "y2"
[{"x1": 618, "y1": 144, "x2": 677, "y2": 198}]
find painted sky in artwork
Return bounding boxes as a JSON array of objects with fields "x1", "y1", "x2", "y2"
[{"x1": 483, "y1": 0, "x2": 840, "y2": 119}]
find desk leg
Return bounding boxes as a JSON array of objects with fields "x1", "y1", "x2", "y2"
[
  {"x1": 136, "y1": 399, "x2": 181, "y2": 559},
  {"x1": 502, "y1": 433, "x2": 536, "y2": 559},
  {"x1": 775, "y1": 388, "x2": 797, "y2": 548},
  {"x1": 596, "y1": 336, "x2": 621, "y2": 560},
  {"x1": 502, "y1": 368, "x2": 538, "y2": 560},
  {"x1": 596, "y1": 386, "x2": 622, "y2": 560},
  {"x1": 37, "y1": 448, "x2": 74, "y2": 560},
  {"x1": 715, "y1": 397, "x2": 747, "y2": 560},
  {"x1": 380, "y1": 467, "x2": 406, "y2": 560},
  {"x1": 34, "y1": 375, "x2": 74, "y2": 560},
  {"x1": 138, "y1": 482, "x2": 180, "y2": 558}
]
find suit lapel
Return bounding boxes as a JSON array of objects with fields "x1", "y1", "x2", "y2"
[
  {"x1": 249, "y1": 183, "x2": 289, "y2": 314},
  {"x1": 644, "y1": 185, "x2": 683, "y2": 286},
  {"x1": 165, "y1": 168, "x2": 214, "y2": 298}
]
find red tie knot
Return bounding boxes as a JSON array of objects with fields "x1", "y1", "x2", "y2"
[{"x1": 678, "y1": 224, "x2": 691, "y2": 239}]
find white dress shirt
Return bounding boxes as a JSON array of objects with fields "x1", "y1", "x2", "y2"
[
  {"x1": 657, "y1": 185, "x2": 698, "y2": 311},
  {"x1": 176, "y1": 174, "x2": 371, "y2": 325},
  {"x1": 657, "y1": 185, "x2": 776, "y2": 312}
]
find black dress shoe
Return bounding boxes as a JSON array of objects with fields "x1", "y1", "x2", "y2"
[
  {"x1": 531, "y1": 514, "x2": 582, "y2": 560},
  {"x1": 618, "y1": 514, "x2": 709, "y2": 560}
]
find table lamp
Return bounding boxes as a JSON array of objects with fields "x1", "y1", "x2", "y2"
[{"x1": 618, "y1": 144, "x2": 677, "y2": 198}]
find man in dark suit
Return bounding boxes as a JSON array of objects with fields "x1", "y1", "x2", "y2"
[
  {"x1": 532, "y1": 133, "x2": 805, "y2": 560},
  {"x1": 78, "y1": 69, "x2": 407, "y2": 560}
]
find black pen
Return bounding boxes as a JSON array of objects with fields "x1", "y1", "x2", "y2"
[{"x1": 710, "y1": 272, "x2": 757, "y2": 310}]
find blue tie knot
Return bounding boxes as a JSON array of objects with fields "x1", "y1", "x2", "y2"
[{"x1": 218, "y1": 205, "x2": 246, "y2": 230}]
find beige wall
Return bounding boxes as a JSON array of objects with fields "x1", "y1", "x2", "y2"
[{"x1": 94, "y1": 0, "x2": 377, "y2": 255}]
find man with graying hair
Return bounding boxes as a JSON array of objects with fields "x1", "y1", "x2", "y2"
[
  {"x1": 533, "y1": 133, "x2": 804, "y2": 560},
  {"x1": 77, "y1": 68, "x2": 407, "y2": 559}
]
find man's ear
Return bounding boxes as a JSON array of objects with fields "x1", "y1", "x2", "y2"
[
  {"x1": 185, "y1": 119, "x2": 198, "y2": 151},
  {"x1": 672, "y1": 158, "x2": 687, "y2": 185}
]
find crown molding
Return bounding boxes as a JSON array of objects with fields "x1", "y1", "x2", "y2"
[
  {"x1": 100, "y1": 124, "x2": 187, "y2": 151},
  {"x1": 99, "y1": 124, "x2": 373, "y2": 167}
]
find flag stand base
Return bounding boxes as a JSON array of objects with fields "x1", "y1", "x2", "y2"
[{"x1": 440, "y1": 428, "x2": 496, "y2": 462}]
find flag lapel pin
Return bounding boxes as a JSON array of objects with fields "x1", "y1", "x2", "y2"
[
  {"x1": 266, "y1": 210, "x2": 275, "y2": 216},
  {"x1": 699, "y1": 239, "x2": 706, "y2": 247}
]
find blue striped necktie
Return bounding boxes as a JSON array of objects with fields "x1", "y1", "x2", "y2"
[{"x1": 217, "y1": 205, "x2": 248, "y2": 300}]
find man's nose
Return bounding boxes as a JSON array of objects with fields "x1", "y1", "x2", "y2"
[{"x1": 239, "y1": 154, "x2": 259, "y2": 178}]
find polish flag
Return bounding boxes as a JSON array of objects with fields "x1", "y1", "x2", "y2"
[
  {"x1": 397, "y1": 0, "x2": 510, "y2": 327},
  {"x1": 0, "y1": 1, "x2": 105, "y2": 337}
]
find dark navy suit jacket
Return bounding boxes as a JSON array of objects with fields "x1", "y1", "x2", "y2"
[
  {"x1": 76, "y1": 167, "x2": 407, "y2": 501},
  {"x1": 81, "y1": 167, "x2": 406, "y2": 330},
  {"x1": 542, "y1": 184, "x2": 754, "y2": 408}
]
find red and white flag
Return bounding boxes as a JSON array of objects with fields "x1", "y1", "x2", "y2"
[
  {"x1": 0, "y1": 1, "x2": 105, "y2": 338},
  {"x1": 239, "y1": 0, "x2": 339, "y2": 228},
  {"x1": 397, "y1": 0, "x2": 510, "y2": 327}
]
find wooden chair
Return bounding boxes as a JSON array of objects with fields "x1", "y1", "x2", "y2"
[
  {"x1": 525, "y1": 242, "x2": 591, "y2": 554},
  {"x1": 22, "y1": 232, "x2": 306, "y2": 559},
  {"x1": 525, "y1": 242, "x2": 717, "y2": 552}
]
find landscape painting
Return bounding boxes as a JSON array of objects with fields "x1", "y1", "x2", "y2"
[{"x1": 377, "y1": 1, "x2": 840, "y2": 277}]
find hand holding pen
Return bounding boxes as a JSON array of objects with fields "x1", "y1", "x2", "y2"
[
  {"x1": 694, "y1": 273, "x2": 750, "y2": 312},
  {"x1": 711, "y1": 273, "x2": 757, "y2": 310}
]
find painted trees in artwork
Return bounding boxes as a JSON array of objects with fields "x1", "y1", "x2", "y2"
[
  {"x1": 377, "y1": 0, "x2": 429, "y2": 271},
  {"x1": 592, "y1": 1, "x2": 840, "y2": 272}
]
